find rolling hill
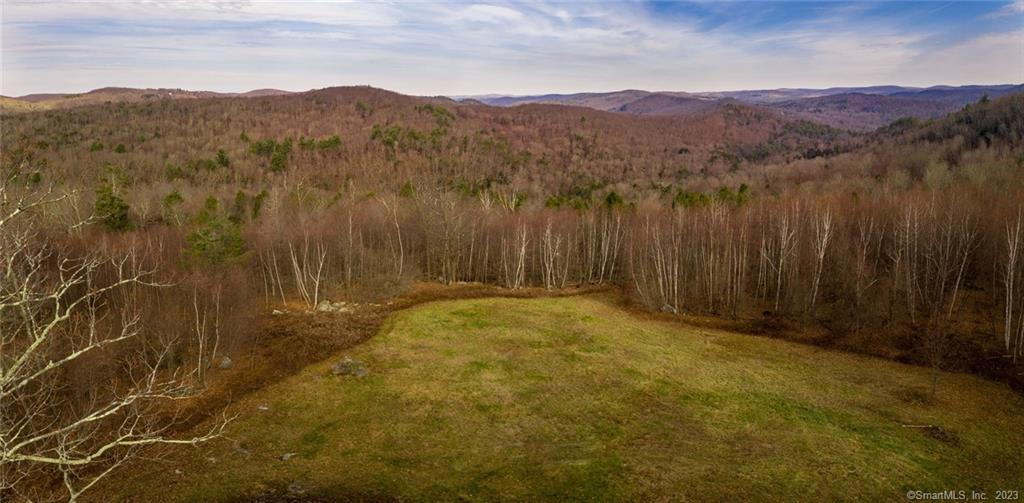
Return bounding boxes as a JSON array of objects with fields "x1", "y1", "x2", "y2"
[
  {"x1": 5, "y1": 83, "x2": 1020, "y2": 133},
  {"x1": 889, "y1": 84, "x2": 1024, "y2": 104},
  {"x1": 614, "y1": 93, "x2": 723, "y2": 115},
  {"x1": 771, "y1": 93, "x2": 957, "y2": 131},
  {"x1": 480, "y1": 89, "x2": 654, "y2": 111},
  {"x1": 468, "y1": 84, "x2": 1023, "y2": 131},
  {"x1": 0, "y1": 86, "x2": 294, "y2": 113},
  {"x1": 0, "y1": 85, "x2": 852, "y2": 195}
]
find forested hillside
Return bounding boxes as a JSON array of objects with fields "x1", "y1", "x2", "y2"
[
  {"x1": 2, "y1": 86, "x2": 852, "y2": 199},
  {"x1": 3, "y1": 88, "x2": 1023, "y2": 500}
]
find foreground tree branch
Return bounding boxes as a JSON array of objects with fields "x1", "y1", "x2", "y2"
[{"x1": 0, "y1": 180, "x2": 228, "y2": 501}]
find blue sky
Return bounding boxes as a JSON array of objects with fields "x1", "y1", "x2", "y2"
[{"x1": 1, "y1": 1, "x2": 1021, "y2": 96}]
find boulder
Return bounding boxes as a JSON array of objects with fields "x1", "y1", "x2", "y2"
[
  {"x1": 218, "y1": 355, "x2": 233, "y2": 370},
  {"x1": 315, "y1": 300, "x2": 353, "y2": 314},
  {"x1": 331, "y1": 356, "x2": 369, "y2": 377},
  {"x1": 287, "y1": 481, "x2": 313, "y2": 496}
]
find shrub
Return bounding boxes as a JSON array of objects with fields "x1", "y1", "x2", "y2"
[
  {"x1": 89, "y1": 141, "x2": 104, "y2": 152},
  {"x1": 604, "y1": 191, "x2": 624, "y2": 208},
  {"x1": 252, "y1": 138, "x2": 291, "y2": 172},
  {"x1": 95, "y1": 182, "x2": 132, "y2": 231},
  {"x1": 229, "y1": 190, "x2": 249, "y2": 224},
  {"x1": 250, "y1": 139, "x2": 277, "y2": 156},
  {"x1": 417, "y1": 104, "x2": 455, "y2": 129},
  {"x1": 317, "y1": 135, "x2": 342, "y2": 149},
  {"x1": 162, "y1": 189, "x2": 185, "y2": 225},
  {"x1": 216, "y1": 149, "x2": 230, "y2": 168},
  {"x1": 165, "y1": 164, "x2": 185, "y2": 181},
  {"x1": 251, "y1": 190, "x2": 269, "y2": 219},
  {"x1": 673, "y1": 190, "x2": 712, "y2": 208},
  {"x1": 355, "y1": 100, "x2": 373, "y2": 118},
  {"x1": 299, "y1": 135, "x2": 341, "y2": 150},
  {"x1": 270, "y1": 150, "x2": 287, "y2": 172},
  {"x1": 186, "y1": 196, "x2": 246, "y2": 263},
  {"x1": 113, "y1": 144, "x2": 127, "y2": 153},
  {"x1": 187, "y1": 158, "x2": 217, "y2": 172}
]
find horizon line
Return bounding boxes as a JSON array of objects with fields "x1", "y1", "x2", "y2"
[{"x1": 6, "y1": 81, "x2": 1022, "y2": 100}]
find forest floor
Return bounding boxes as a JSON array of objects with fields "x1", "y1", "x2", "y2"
[{"x1": 98, "y1": 295, "x2": 1024, "y2": 502}]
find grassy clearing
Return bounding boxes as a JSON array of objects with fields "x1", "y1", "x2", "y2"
[{"x1": 107, "y1": 296, "x2": 1023, "y2": 501}]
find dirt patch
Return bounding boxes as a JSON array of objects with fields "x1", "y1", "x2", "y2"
[
  {"x1": 921, "y1": 425, "x2": 960, "y2": 446},
  {"x1": 222, "y1": 481, "x2": 401, "y2": 503},
  {"x1": 894, "y1": 386, "x2": 933, "y2": 406},
  {"x1": 900, "y1": 424, "x2": 960, "y2": 446}
]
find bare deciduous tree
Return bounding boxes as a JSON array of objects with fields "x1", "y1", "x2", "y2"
[
  {"x1": 0, "y1": 181, "x2": 227, "y2": 501},
  {"x1": 379, "y1": 197, "x2": 405, "y2": 283},
  {"x1": 851, "y1": 214, "x2": 880, "y2": 333},
  {"x1": 288, "y1": 236, "x2": 328, "y2": 308},
  {"x1": 806, "y1": 206, "x2": 833, "y2": 319},
  {"x1": 761, "y1": 206, "x2": 799, "y2": 312},
  {"x1": 1004, "y1": 209, "x2": 1024, "y2": 362}
]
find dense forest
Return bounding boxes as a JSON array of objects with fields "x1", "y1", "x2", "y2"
[{"x1": 2, "y1": 87, "x2": 1023, "y2": 500}]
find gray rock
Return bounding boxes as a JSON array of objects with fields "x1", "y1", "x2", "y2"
[
  {"x1": 660, "y1": 303, "x2": 678, "y2": 314},
  {"x1": 331, "y1": 356, "x2": 368, "y2": 377},
  {"x1": 271, "y1": 309, "x2": 284, "y2": 315},
  {"x1": 218, "y1": 355, "x2": 233, "y2": 369},
  {"x1": 287, "y1": 481, "x2": 312, "y2": 496},
  {"x1": 316, "y1": 300, "x2": 353, "y2": 314},
  {"x1": 279, "y1": 452, "x2": 297, "y2": 461}
]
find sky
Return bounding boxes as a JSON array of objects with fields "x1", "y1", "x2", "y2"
[{"x1": 1, "y1": 0, "x2": 1022, "y2": 97}]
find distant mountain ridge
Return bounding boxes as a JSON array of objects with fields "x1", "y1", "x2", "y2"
[
  {"x1": 3, "y1": 83, "x2": 1022, "y2": 132},
  {"x1": 0, "y1": 87, "x2": 294, "y2": 113},
  {"x1": 465, "y1": 84, "x2": 1023, "y2": 130}
]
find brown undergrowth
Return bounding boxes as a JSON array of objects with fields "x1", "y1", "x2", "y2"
[{"x1": 612, "y1": 289, "x2": 1023, "y2": 393}]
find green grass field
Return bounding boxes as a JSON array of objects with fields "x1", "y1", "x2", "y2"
[{"x1": 109, "y1": 296, "x2": 1024, "y2": 502}]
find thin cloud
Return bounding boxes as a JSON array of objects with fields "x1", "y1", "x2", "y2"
[
  {"x1": 991, "y1": 0, "x2": 1024, "y2": 16},
  {"x1": 1, "y1": 0, "x2": 1021, "y2": 96}
]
